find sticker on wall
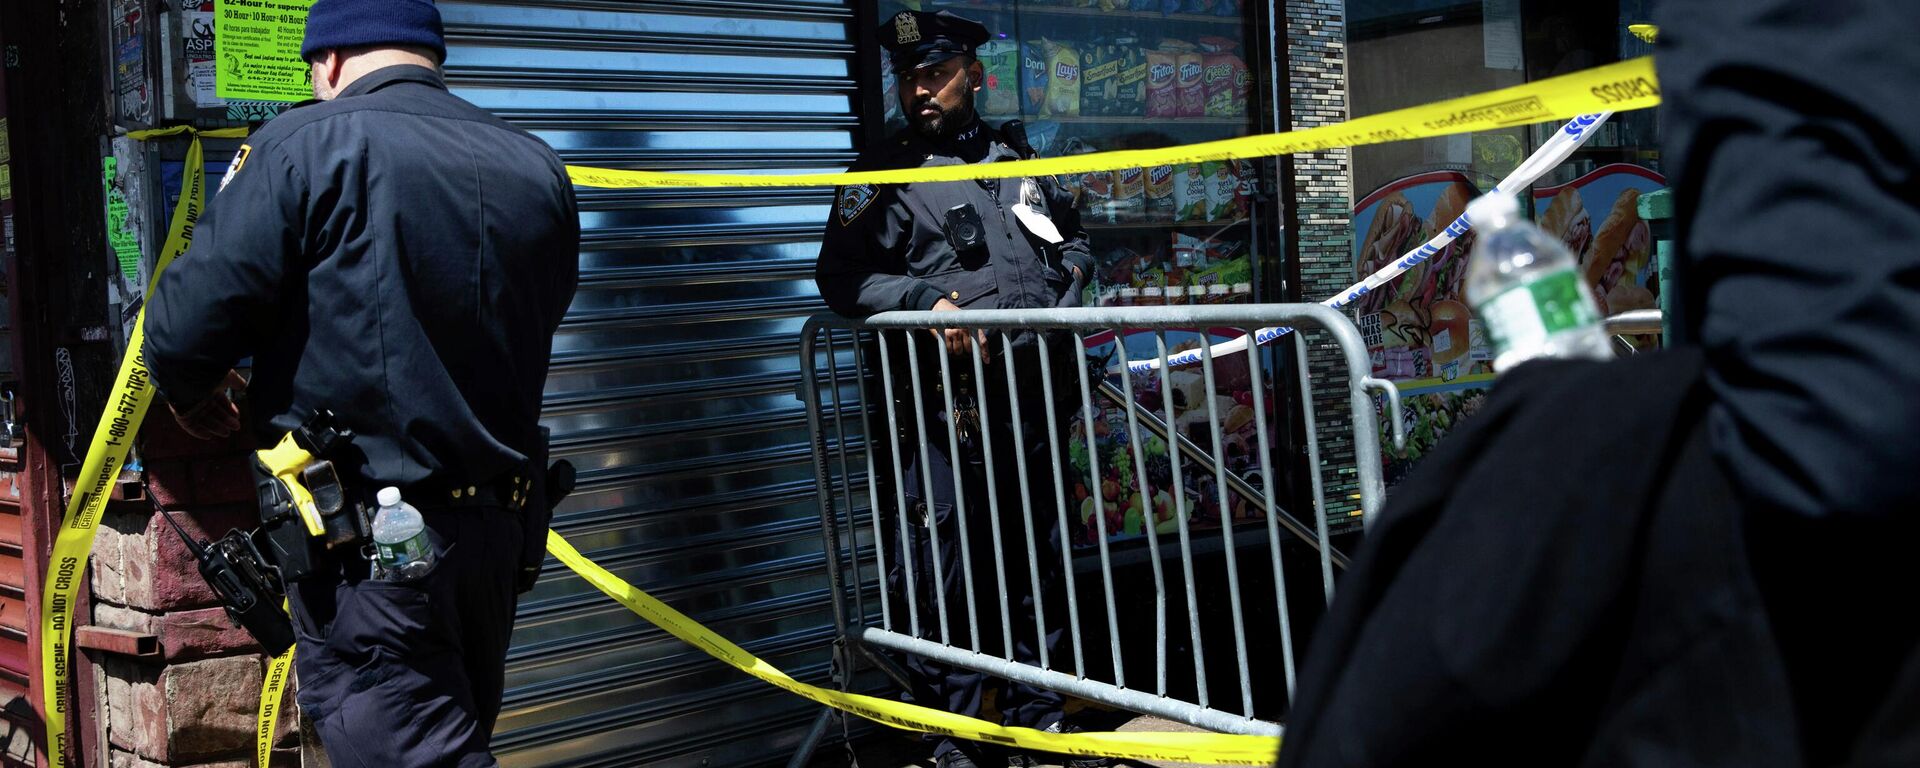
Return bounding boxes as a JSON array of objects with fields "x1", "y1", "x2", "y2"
[
  {"x1": 184, "y1": 2, "x2": 226, "y2": 108},
  {"x1": 214, "y1": 0, "x2": 316, "y2": 103}
]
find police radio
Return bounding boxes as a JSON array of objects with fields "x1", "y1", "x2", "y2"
[{"x1": 149, "y1": 478, "x2": 296, "y2": 656}]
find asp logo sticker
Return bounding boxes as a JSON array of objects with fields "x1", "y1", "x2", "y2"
[
  {"x1": 837, "y1": 184, "x2": 876, "y2": 225},
  {"x1": 219, "y1": 144, "x2": 252, "y2": 193}
]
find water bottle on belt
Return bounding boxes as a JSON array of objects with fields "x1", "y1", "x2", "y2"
[{"x1": 371, "y1": 487, "x2": 436, "y2": 581}]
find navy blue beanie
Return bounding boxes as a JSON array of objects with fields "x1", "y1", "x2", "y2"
[{"x1": 301, "y1": 0, "x2": 446, "y2": 63}]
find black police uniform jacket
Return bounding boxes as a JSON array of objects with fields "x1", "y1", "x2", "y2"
[
  {"x1": 146, "y1": 65, "x2": 580, "y2": 493},
  {"x1": 814, "y1": 119, "x2": 1093, "y2": 321}
]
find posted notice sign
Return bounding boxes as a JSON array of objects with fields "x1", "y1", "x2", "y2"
[{"x1": 214, "y1": 0, "x2": 314, "y2": 102}]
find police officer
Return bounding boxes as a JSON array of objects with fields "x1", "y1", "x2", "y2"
[
  {"x1": 145, "y1": 1, "x2": 578, "y2": 765},
  {"x1": 815, "y1": 11, "x2": 1103, "y2": 768}
]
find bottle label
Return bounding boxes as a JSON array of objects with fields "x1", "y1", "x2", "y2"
[
  {"x1": 1479, "y1": 269, "x2": 1598, "y2": 355},
  {"x1": 376, "y1": 532, "x2": 432, "y2": 571}
]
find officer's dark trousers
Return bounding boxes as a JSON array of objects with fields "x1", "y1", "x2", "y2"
[
  {"x1": 288, "y1": 505, "x2": 523, "y2": 768},
  {"x1": 889, "y1": 401, "x2": 1072, "y2": 758}
]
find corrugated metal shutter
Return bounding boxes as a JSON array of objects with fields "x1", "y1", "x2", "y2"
[{"x1": 439, "y1": 2, "x2": 861, "y2": 765}]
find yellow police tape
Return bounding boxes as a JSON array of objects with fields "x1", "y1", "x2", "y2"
[
  {"x1": 256, "y1": 606, "x2": 294, "y2": 767},
  {"x1": 546, "y1": 530, "x2": 1281, "y2": 765},
  {"x1": 566, "y1": 56, "x2": 1660, "y2": 189},
  {"x1": 36, "y1": 126, "x2": 246, "y2": 768}
]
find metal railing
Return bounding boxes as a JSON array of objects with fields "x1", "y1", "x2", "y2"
[
  {"x1": 1605, "y1": 309, "x2": 1666, "y2": 356},
  {"x1": 789, "y1": 304, "x2": 1401, "y2": 761}
]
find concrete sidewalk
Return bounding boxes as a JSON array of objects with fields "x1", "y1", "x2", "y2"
[{"x1": 820, "y1": 715, "x2": 1229, "y2": 768}]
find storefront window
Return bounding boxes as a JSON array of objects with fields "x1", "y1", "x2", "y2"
[
  {"x1": 868, "y1": 1, "x2": 1283, "y2": 546},
  {"x1": 1346, "y1": 0, "x2": 1665, "y2": 485}
]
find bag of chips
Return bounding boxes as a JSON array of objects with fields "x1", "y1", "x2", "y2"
[
  {"x1": 1206, "y1": 161, "x2": 1244, "y2": 222},
  {"x1": 979, "y1": 40, "x2": 1020, "y2": 117},
  {"x1": 1176, "y1": 50, "x2": 1206, "y2": 117},
  {"x1": 1022, "y1": 41, "x2": 1051, "y2": 116},
  {"x1": 1114, "y1": 42, "x2": 1149, "y2": 116},
  {"x1": 1046, "y1": 41, "x2": 1083, "y2": 117},
  {"x1": 1082, "y1": 169, "x2": 1115, "y2": 224},
  {"x1": 1114, "y1": 167, "x2": 1147, "y2": 222},
  {"x1": 1080, "y1": 38, "x2": 1122, "y2": 116},
  {"x1": 1202, "y1": 51, "x2": 1248, "y2": 117},
  {"x1": 1174, "y1": 164, "x2": 1209, "y2": 222},
  {"x1": 1146, "y1": 49, "x2": 1180, "y2": 117},
  {"x1": 1145, "y1": 165, "x2": 1176, "y2": 221}
]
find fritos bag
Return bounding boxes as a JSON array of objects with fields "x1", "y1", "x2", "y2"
[
  {"x1": 1145, "y1": 165, "x2": 1176, "y2": 221},
  {"x1": 1176, "y1": 50, "x2": 1205, "y2": 117},
  {"x1": 1146, "y1": 49, "x2": 1179, "y2": 117}
]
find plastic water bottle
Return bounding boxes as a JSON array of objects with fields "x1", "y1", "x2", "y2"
[
  {"x1": 371, "y1": 487, "x2": 436, "y2": 581},
  {"x1": 1464, "y1": 192, "x2": 1611, "y2": 371}
]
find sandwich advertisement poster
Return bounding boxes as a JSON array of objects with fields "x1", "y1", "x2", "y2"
[
  {"x1": 1353, "y1": 164, "x2": 1669, "y2": 486},
  {"x1": 1351, "y1": 171, "x2": 1494, "y2": 484},
  {"x1": 1533, "y1": 163, "x2": 1667, "y2": 318}
]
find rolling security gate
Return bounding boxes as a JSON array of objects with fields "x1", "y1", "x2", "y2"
[{"x1": 439, "y1": 2, "x2": 864, "y2": 765}]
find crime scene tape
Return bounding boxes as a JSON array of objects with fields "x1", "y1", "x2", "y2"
[
  {"x1": 566, "y1": 56, "x2": 1659, "y2": 189},
  {"x1": 1126, "y1": 108, "x2": 1620, "y2": 373},
  {"x1": 546, "y1": 530, "x2": 1281, "y2": 765},
  {"x1": 257, "y1": 609, "x2": 294, "y2": 767},
  {"x1": 37, "y1": 125, "x2": 246, "y2": 768}
]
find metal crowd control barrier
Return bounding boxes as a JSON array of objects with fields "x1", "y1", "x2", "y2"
[{"x1": 789, "y1": 304, "x2": 1401, "y2": 763}]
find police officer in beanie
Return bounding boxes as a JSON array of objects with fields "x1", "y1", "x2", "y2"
[
  {"x1": 145, "y1": 0, "x2": 578, "y2": 764},
  {"x1": 815, "y1": 10, "x2": 1104, "y2": 768}
]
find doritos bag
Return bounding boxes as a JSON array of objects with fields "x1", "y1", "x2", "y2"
[{"x1": 1022, "y1": 41, "x2": 1051, "y2": 116}]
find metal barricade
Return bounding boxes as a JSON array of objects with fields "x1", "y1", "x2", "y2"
[{"x1": 792, "y1": 304, "x2": 1402, "y2": 760}]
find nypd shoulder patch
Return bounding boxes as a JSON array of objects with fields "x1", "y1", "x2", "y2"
[
  {"x1": 220, "y1": 144, "x2": 253, "y2": 193},
  {"x1": 837, "y1": 184, "x2": 877, "y2": 225}
]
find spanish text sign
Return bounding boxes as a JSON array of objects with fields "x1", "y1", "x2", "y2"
[{"x1": 214, "y1": 0, "x2": 314, "y2": 102}]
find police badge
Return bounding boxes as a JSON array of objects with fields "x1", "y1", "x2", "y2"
[
  {"x1": 838, "y1": 184, "x2": 877, "y2": 225},
  {"x1": 894, "y1": 12, "x2": 921, "y2": 45}
]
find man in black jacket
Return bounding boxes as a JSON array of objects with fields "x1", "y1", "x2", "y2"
[
  {"x1": 1274, "y1": 2, "x2": 1920, "y2": 765},
  {"x1": 145, "y1": 1, "x2": 578, "y2": 764},
  {"x1": 815, "y1": 11, "x2": 1099, "y2": 768}
]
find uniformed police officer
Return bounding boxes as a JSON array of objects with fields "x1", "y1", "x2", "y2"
[
  {"x1": 815, "y1": 11, "x2": 1104, "y2": 768},
  {"x1": 145, "y1": 1, "x2": 579, "y2": 765}
]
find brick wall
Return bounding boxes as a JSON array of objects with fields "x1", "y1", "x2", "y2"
[
  {"x1": 1284, "y1": 0, "x2": 1362, "y2": 526},
  {"x1": 83, "y1": 418, "x2": 298, "y2": 767}
]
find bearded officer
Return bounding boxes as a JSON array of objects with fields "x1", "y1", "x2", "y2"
[{"x1": 813, "y1": 10, "x2": 1107, "y2": 768}]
